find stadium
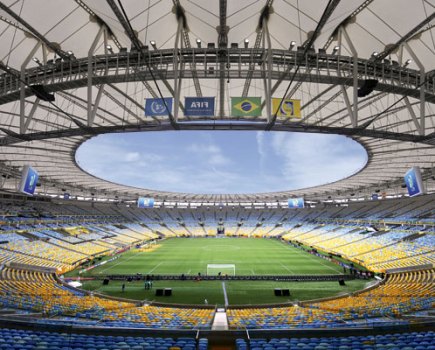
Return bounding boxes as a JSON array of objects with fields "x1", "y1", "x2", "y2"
[{"x1": 0, "y1": 0, "x2": 434, "y2": 349}]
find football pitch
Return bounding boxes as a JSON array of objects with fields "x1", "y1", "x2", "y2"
[
  {"x1": 82, "y1": 237, "x2": 345, "y2": 276},
  {"x1": 78, "y1": 238, "x2": 371, "y2": 305}
]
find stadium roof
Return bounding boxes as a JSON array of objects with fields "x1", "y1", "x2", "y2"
[{"x1": 0, "y1": 0, "x2": 434, "y2": 202}]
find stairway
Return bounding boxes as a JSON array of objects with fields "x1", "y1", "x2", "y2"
[{"x1": 211, "y1": 308, "x2": 229, "y2": 330}]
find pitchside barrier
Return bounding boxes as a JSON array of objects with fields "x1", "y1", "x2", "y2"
[{"x1": 102, "y1": 274, "x2": 357, "y2": 281}]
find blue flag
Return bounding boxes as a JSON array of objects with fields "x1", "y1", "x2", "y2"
[
  {"x1": 184, "y1": 97, "x2": 215, "y2": 116},
  {"x1": 145, "y1": 98, "x2": 173, "y2": 116}
]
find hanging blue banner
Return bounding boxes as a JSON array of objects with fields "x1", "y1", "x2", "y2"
[
  {"x1": 145, "y1": 98, "x2": 173, "y2": 116},
  {"x1": 184, "y1": 97, "x2": 215, "y2": 116},
  {"x1": 288, "y1": 198, "x2": 305, "y2": 209},
  {"x1": 137, "y1": 197, "x2": 155, "y2": 208}
]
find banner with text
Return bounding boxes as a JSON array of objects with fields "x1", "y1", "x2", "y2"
[
  {"x1": 137, "y1": 197, "x2": 155, "y2": 208},
  {"x1": 288, "y1": 198, "x2": 305, "y2": 209},
  {"x1": 231, "y1": 97, "x2": 261, "y2": 117},
  {"x1": 145, "y1": 98, "x2": 173, "y2": 116},
  {"x1": 272, "y1": 98, "x2": 301, "y2": 118},
  {"x1": 184, "y1": 97, "x2": 215, "y2": 116},
  {"x1": 404, "y1": 166, "x2": 425, "y2": 197},
  {"x1": 19, "y1": 165, "x2": 38, "y2": 196}
]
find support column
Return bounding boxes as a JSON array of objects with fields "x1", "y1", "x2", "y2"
[
  {"x1": 20, "y1": 41, "x2": 42, "y2": 134},
  {"x1": 173, "y1": 20, "x2": 183, "y2": 122},
  {"x1": 88, "y1": 25, "x2": 107, "y2": 127},
  {"x1": 403, "y1": 42, "x2": 425, "y2": 135},
  {"x1": 337, "y1": 27, "x2": 358, "y2": 127},
  {"x1": 262, "y1": 20, "x2": 272, "y2": 122}
]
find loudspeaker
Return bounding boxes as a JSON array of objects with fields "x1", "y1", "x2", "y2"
[
  {"x1": 274, "y1": 288, "x2": 282, "y2": 296},
  {"x1": 282, "y1": 289, "x2": 290, "y2": 296},
  {"x1": 155, "y1": 289, "x2": 164, "y2": 296},
  {"x1": 102, "y1": 278, "x2": 109, "y2": 285},
  {"x1": 357, "y1": 79, "x2": 378, "y2": 97},
  {"x1": 339, "y1": 279, "x2": 346, "y2": 286},
  {"x1": 164, "y1": 288, "x2": 172, "y2": 296},
  {"x1": 30, "y1": 84, "x2": 55, "y2": 102}
]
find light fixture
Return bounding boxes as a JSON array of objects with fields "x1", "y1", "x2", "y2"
[
  {"x1": 289, "y1": 41, "x2": 296, "y2": 50},
  {"x1": 196, "y1": 38, "x2": 201, "y2": 48},
  {"x1": 332, "y1": 45, "x2": 340, "y2": 54},
  {"x1": 404, "y1": 59, "x2": 412, "y2": 67},
  {"x1": 150, "y1": 40, "x2": 157, "y2": 49},
  {"x1": 32, "y1": 57, "x2": 40, "y2": 63},
  {"x1": 371, "y1": 51, "x2": 379, "y2": 58},
  {"x1": 244, "y1": 38, "x2": 249, "y2": 48},
  {"x1": 106, "y1": 45, "x2": 113, "y2": 53},
  {"x1": 67, "y1": 50, "x2": 73, "y2": 56}
]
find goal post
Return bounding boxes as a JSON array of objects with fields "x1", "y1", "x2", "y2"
[{"x1": 206, "y1": 264, "x2": 235, "y2": 276}]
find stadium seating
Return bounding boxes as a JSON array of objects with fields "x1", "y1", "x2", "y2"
[
  {"x1": 237, "y1": 331, "x2": 435, "y2": 350},
  {"x1": 0, "y1": 328, "x2": 201, "y2": 350},
  {"x1": 227, "y1": 269, "x2": 435, "y2": 329},
  {"x1": 0, "y1": 195, "x2": 433, "y2": 335}
]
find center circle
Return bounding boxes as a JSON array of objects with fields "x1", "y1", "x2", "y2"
[{"x1": 76, "y1": 130, "x2": 367, "y2": 194}]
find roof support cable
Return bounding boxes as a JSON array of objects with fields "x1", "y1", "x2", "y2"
[
  {"x1": 265, "y1": 0, "x2": 340, "y2": 130},
  {"x1": 112, "y1": 0, "x2": 179, "y2": 129}
]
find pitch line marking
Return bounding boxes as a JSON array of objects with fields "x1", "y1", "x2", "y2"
[
  {"x1": 280, "y1": 263, "x2": 295, "y2": 274},
  {"x1": 98, "y1": 250, "x2": 142, "y2": 274},
  {"x1": 148, "y1": 261, "x2": 164, "y2": 274},
  {"x1": 222, "y1": 282, "x2": 229, "y2": 307},
  {"x1": 272, "y1": 238, "x2": 343, "y2": 274},
  {"x1": 292, "y1": 245, "x2": 343, "y2": 274}
]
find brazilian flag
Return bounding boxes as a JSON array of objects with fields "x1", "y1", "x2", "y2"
[{"x1": 231, "y1": 97, "x2": 261, "y2": 117}]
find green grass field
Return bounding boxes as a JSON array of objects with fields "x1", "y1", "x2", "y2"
[
  {"x1": 81, "y1": 279, "x2": 369, "y2": 306},
  {"x1": 78, "y1": 237, "x2": 345, "y2": 276},
  {"x1": 76, "y1": 238, "x2": 372, "y2": 305}
]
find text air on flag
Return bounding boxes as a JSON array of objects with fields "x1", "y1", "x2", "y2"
[
  {"x1": 145, "y1": 98, "x2": 173, "y2": 116},
  {"x1": 184, "y1": 97, "x2": 215, "y2": 116},
  {"x1": 231, "y1": 97, "x2": 261, "y2": 117},
  {"x1": 272, "y1": 98, "x2": 301, "y2": 118}
]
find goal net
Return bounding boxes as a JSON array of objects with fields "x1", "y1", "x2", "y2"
[{"x1": 206, "y1": 264, "x2": 235, "y2": 276}]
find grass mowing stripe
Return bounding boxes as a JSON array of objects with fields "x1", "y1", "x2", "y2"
[
  {"x1": 79, "y1": 238, "x2": 347, "y2": 277},
  {"x1": 81, "y1": 279, "x2": 370, "y2": 305}
]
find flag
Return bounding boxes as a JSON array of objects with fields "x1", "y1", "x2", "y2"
[
  {"x1": 184, "y1": 97, "x2": 215, "y2": 116},
  {"x1": 145, "y1": 98, "x2": 173, "y2": 116},
  {"x1": 231, "y1": 97, "x2": 261, "y2": 117},
  {"x1": 272, "y1": 98, "x2": 301, "y2": 118}
]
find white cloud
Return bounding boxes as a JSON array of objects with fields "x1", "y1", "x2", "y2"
[
  {"x1": 76, "y1": 131, "x2": 367, "y2": 194},
  {"x1": 271, "y1": 133, "x2": 367, "y2": 189},
  {"x1": 125, "y1": 152, "x2": 140, "y2": 162},
  {"x1": 256, "y1": 131, "x2": 266, "y2": 170},
  {"x1": 209, "y1": 154, "x2": 231, "y2": 166}
]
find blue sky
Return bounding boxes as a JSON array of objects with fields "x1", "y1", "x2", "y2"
[{"x1": 76, "y1": 131, "x2": 368, "y2": 194}]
